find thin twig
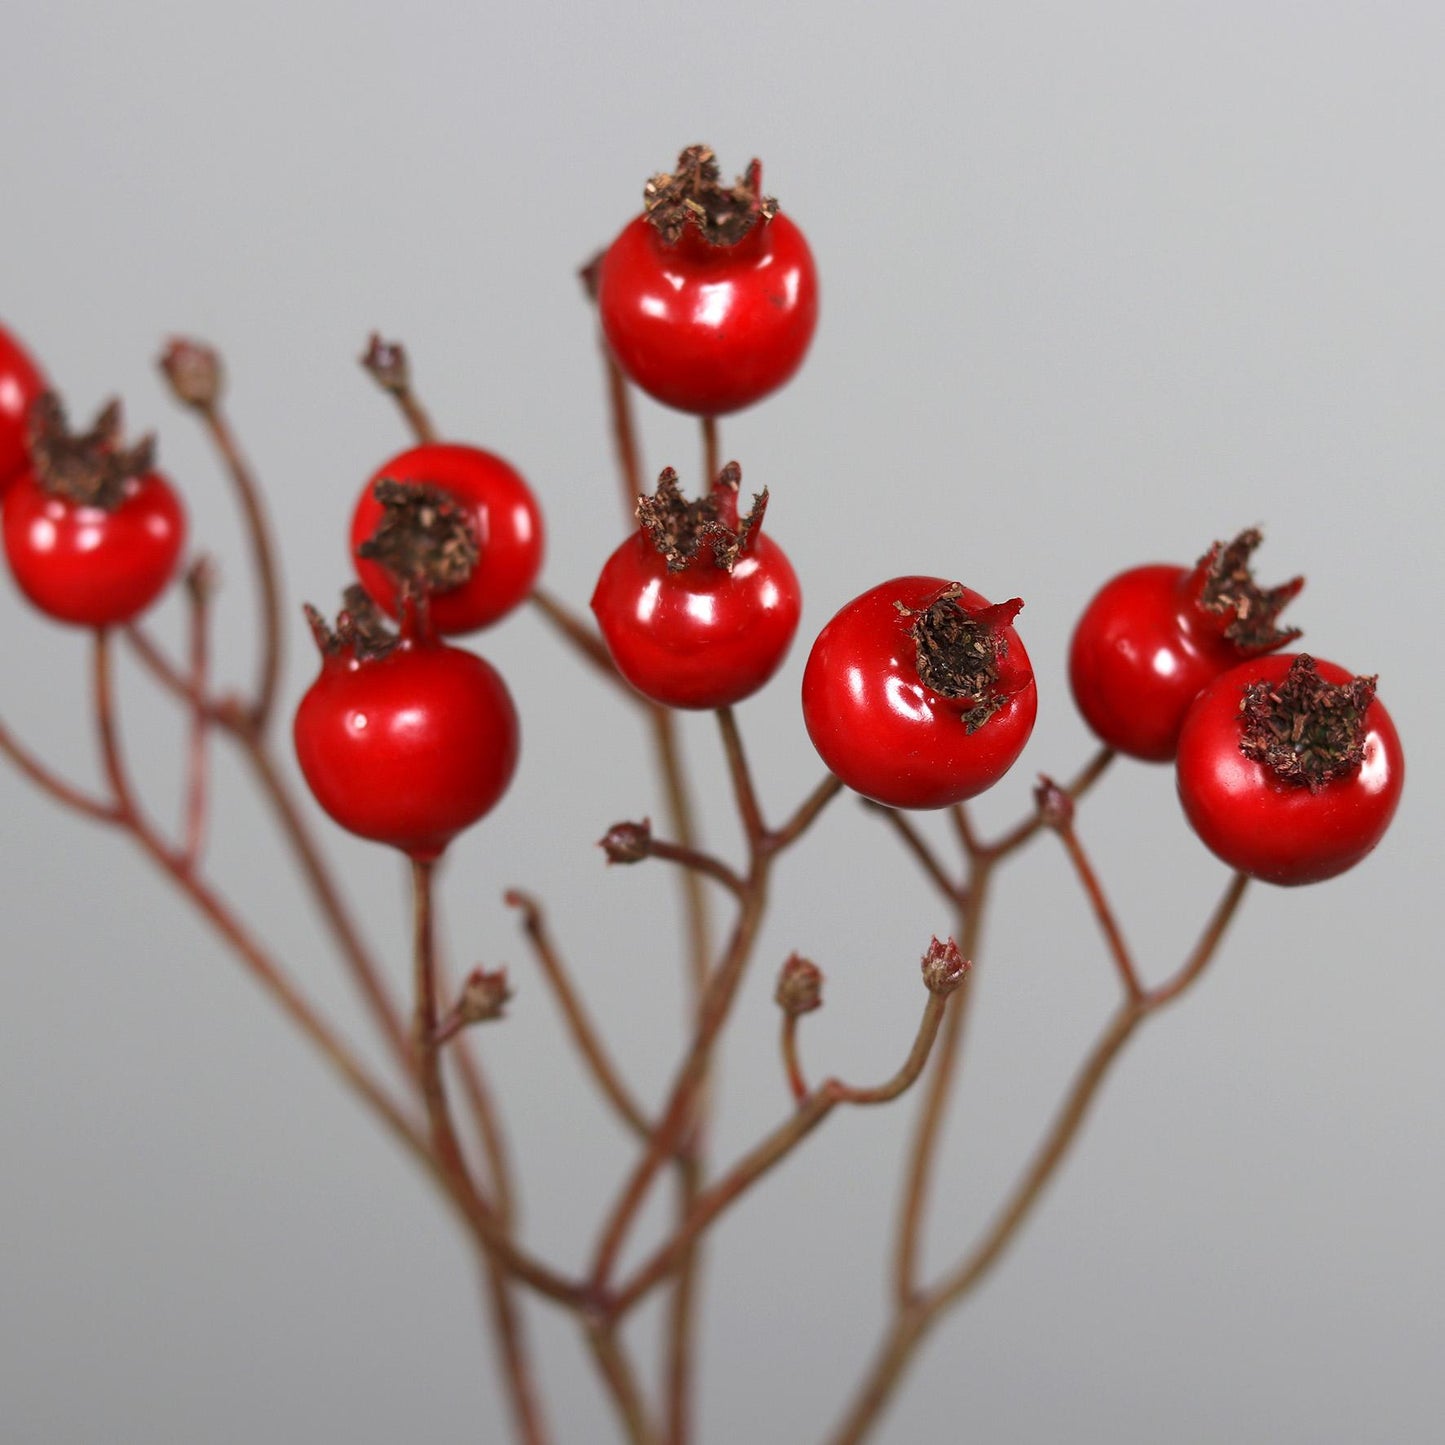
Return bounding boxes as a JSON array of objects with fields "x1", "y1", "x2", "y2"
[
  {"x1": 701, "y1": 415, "x2": 719, "y2": 483},
  {"x1": 530, "y1": 587, "x2": 643, "y2": 699},
  {"x1": 866, "y1": 803, "x2": 963, "y2": 903},
  {"x1": 982, "y1": 746, "x2": 1116, "y2": 861},
  {"x1": 613, "y1": 991, "x2": 949, "y2": 1317},
  {"x1": 781, "y1": 1014, "x2": 809, "y2": 1104},
  {"x1": 827, "y1": 873, "x2": 1250, "y2": 1444},
  {"x1": 505, "y1": 890, "x2": 652, "y2": 1140},
  {"x1": 1054, "y1": 817, "x2": 1144, "y2": 1000},
  {"x1": 200, "y1": 403, "x2": 283, "y2": 733},
  {"x1": 181, "y1": 561, "x2": 215, "y2": 869},
  {"x1": 586, "y1": 1320, "x2": 661, "y2": 1445},
  {"x1": 0, "y1": 712, "x2": 121, "y2": 823}
]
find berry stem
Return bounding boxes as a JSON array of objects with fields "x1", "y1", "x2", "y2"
[
  {"x1": 585, "y1": 1318, "x2": 662, "y2": 1445},
  {"x1": 781, "y1": 1013, "x2": 810, "y2": 1103},
  {"x1": 0, "y1": 711, "x2": 122, "y2": 823},
  {"x1": 892, "y1": 861, "x2": 992, "y2": 1306},
  {"x1": 829, "y1": 872, "x2": 1250, "y2": 1444},
  {"x1": 701, "y1": 415, "x2": 719, "y2": 484},
  {"x1": 1048, "y1": 804, "x2": 1144, "y2": 1001},
  {"x1": 505, "y1": 890, "x2": 653, "y2": 1141},
  {"x1": 180, "y1": 561, "x2": 215, "y2": 869},
  {"x1": 612, "y1": 987, "x2": 950, "y2": 1318}
]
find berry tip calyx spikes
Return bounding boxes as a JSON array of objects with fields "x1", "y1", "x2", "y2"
[
  {"x1": 921, "y1": 937, "x2": 969, "y2": 996},
  {"x1": 359, "y1": 478, "x2": 479, "y2": 595},
  {"x1": 636, "y1": 463, "x2": 767, "y2": 574},
  {"x1": 1238, "y1": 653, "x2": 1377, "y2": 792},
  {"x1": 158, "y1": 338, "x2": 223, "y2": 410},
  {"x1": 28, "y1": 394, "x2": 156, "y2": 511},
  {"x1": 304, "y1": 584, "x2": 400, "y2": 661},
  {"x1": 1195, "y1": 528, "x2": 1304, "y2": 654},
  {"x1": 643, "y1": 145, "x2": 779, "y2": 246},
  {"x1": 775, "y1": 954, "x2": 824, "y2": 1016},
  {"x1": 901, "y1": 586, "x2": 1026, "y2": 730}
]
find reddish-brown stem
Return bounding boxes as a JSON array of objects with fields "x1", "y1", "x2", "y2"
[
  {"x1": 770, "y1": 774, "x2": 845, "y2": 854},
  {"x1": 781, "y1": 1014, "x2": 810, "y2": 1103},
  {"x1": 0, "y1": 712, "x2": 121, "y2": 823},
  {"x1": 93, "y1": 632, "x2": 580, "y2": 1307},
  {"x1": 701, "y1": 415, "x2": 719, "y2": 483},
  {"x1": 181, "y1": 565, "x2": 214, "y2": 868},
  {"x1": 613, "y1": 992, "x2": 948, "y2": 1317},
  {"x1": 506, "y1": 890, "x2": 652, "y2": 1141},
  {"x1": 236, "y1": 730, "x2": 414, "y2": 1080},
  {"x1": 530, "y1": 587, "x2": 642, "y2": 699},
  {"x1": 646, "y1": 836, "x2": 745, "y2": 897},
  {"x1": 586, "y1": 1320, "x2": 661, "y2": 1445},
  {"x1": 892, "y1": 863, "x2": 990, "y2": 1305},
  {"x1": 591, "y1": 867, "x2": 769, "y2": 1289},
  {"x1": 980, "y1": 747, "x2": 1116, "y2": 861},
  {"x1": 479, "y1": 1261, "x2": 551, "y2": 1445},
  {"x1": 198, "y1": 403, "x2": 283, "y2": 733},
  {"x1": 649, "y1": 709, "x2": 712, "y2": 1445},
  {"x1": 1054, "y1": 818, "x2": 1144, "y2": 1000},
  {"x1": 394, "y1": 387, "x2": 438, "y2": 446},
  {"x1": 867, "y1": 804, "x2": 964, "y2": 903},
  {"x1": 828, "y1": 873, "x2": 1250, "y2": 1444},
  {"x1": 716, "y1": 706, "x2": 765, "y2": 852}
]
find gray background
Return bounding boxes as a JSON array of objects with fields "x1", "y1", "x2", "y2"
[{"x1": 2, "y1": 3, "x2": 1442, "y2": 1442}]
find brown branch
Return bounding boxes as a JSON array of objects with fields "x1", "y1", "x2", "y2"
[
  {"x1": 613, "y1": 991, "x2": 949, "y2": 1317},
  {"x1": 180, "y1": 561, "x2": 215, "y2": 869},
  {"x1": 1053, "y1": 813, "x2": 1144, "y2": 1000},
  {"x1": 530, "y1": 587, "x2": 643, "y2": 699},
  {"x1": 0, "y1": 712, "x2": 121, "y2": 823},
  {"x1": 982, "y1": 746, "x2": 1116, "y2": 861},
  {"x1": 828, "y1": 873, "x2": 1251, "y2": 1444},
  {"x1": 865, "y1": 803, "x2": 963, "y2": 903},
  {"x1": 586, "y1": 1319, "x2": 661, "y2": 1445},
  {"x1": 781, "y1": 1014, "x2": 809, "y2": 1104},
  {"x1": 505, "y1": 890, "x2": 652, "y2": 1141}
]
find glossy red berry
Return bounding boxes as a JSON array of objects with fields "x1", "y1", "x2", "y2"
[
  {"x1": 591, "y1": 462, "x2": 801, "y2": 710},
  {"x1": 0, "y1": 322, "x2": 46, "y2": 495},
  {"x1": 1069, "y1": 530, "x2": 1303, "y2": 762},
  {"x1": 294, "y1": 590, "x2": 519, "y2": 861},
  {"x1": 351, "y1": 443, "x2": 543, "y2": 634},
  {"x1": 803, "y1": 577, "x2": 1037, "y2": 810},
  {"x1": 1175, "y1": 653, "x2": 1403, "y2": 885},
  {"x1": 596, "y1": 146, "x2": 818, "y2": 416},
  {"x1": 3, "y1": 397, "x2": 185, "y2": 627}
]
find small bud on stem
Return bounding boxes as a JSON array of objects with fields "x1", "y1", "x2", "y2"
[
  {"x1": 775, "y1": 953, "x2": 824, "y2": 1016},
  {"x1": 921, "y1": 936, "x2": 969, "y2": 996}
]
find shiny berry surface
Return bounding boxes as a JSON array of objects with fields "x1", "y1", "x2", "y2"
[
  {"x1": 1175, "y1": 654, "x2": 1403, "y2": 886},
  {"x1": 294, "y1": 633, "x2": 519, "y2": 861},
  {"x1": 351, "y1": 443, "x2": 543, "y2": 634},
  {"x1": 591, "y1": 528, "x2": 801, "y2": 710},
  {"x1": 1069, "y1": 534, "x2": 1302, "y2": 762},
  {"x1": 0, "y1": 324, "x2": 47, "y2": 496},
  {"x1": 598, "y1": 213, "x2": 818, "y2": 416},
  {"x1": 803, "y1": 577, "x2": 1036, "y2": 810},
  {"x1": 3, "y1": 467, "x2": 186, "y2": 626}
]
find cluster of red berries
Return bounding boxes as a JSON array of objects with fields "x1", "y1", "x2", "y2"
[{"x1": 0, "y1": 146, "x2": 1404, "y2": 887}]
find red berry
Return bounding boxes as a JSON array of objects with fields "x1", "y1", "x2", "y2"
[
  {"x1": 802, "y1": 577, "x2": 1037, "y2": 810},
  {"x1": 590, "y1": 462, "x2": 801, "y2": 710},
  {"x1": 294, "y1": 590, "x2": 519, "y2": 861},
  {"x1": 1069, "y1": 530, "x2": 1303, "y2": 762},
  {"x1": 3, "y1": 397, "x2": 185, "y2": 627},
  {"x1": 596, "y1": 146, "x2": 818, "y2": 416},
  {"x1": 0, "y1": 322, "x2": 48, "y2": 496},
  {"x1": 1175, "y1": 653, "x2": 1403, "y2": 885},
  {"x1": 351, "y1": 443, "x2": 543, "y2": 634}
]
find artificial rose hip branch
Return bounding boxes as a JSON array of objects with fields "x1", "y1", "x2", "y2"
[{"x1": 0, "y1": 143, "x2": 1404, "y2": 1445}]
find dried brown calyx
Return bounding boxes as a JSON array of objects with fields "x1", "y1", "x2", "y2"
[
  {"x1": 775, "y1": 954, "x2": 824, "y2": 1016},
  {"x1": 304, "y1": 585, "x2": 400, "y2": 661},
  {"x1": 1238, "y1": 654, "x2": 1376, "y2": 792},
  {"x1": 28, "y1": 395, "x2": 155, "y2": 511},
  {"x1": 360, "y1": 333, "x2": 412, "y2": 394},
  {"x1": 358, "y1": 479, "x2": 478, "y2": 595},
  {"x1": 643, "y1": 145, "x2": 779, "y2": 246},
  {"x1": 1195, "y1": 529, "x2": 1304, "y2": 653},
  {"x1": 637, "y1": 462, "x2": 767, "y2": 573},
  {"x1": 899, "y1": 587, "x2": 1025, "y2": 731},
  {"x1": 158, "y1": 338, "x2": 223, "y2": 410},
  {"x1": 456, "y1": 966, "x2": 512, "y2": 1025}
]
